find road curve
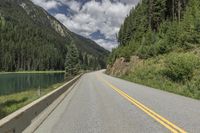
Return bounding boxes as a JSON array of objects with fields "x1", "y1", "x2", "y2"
[{"x1": 34, "y1": 70, "x2": 200, "y2": 133}]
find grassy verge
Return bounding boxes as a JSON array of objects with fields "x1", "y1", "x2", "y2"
[
  {"x1": 0, "y1": 82, "x2": 64, "y2": 119},
  {"x1": 120, "y1": 52, "x2": 200, "y2": 100},
  {"x1": 0, "y1": 71, "x2": 65, "y2": 75}
]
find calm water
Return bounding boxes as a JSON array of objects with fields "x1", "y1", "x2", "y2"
[{"x1": 0, "y1": 73, "x2": 65, "y2": 96}]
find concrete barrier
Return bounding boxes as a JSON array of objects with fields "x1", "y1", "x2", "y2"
[{"x1": 0, "y1": 75, "x2": 81, "y2": 133}]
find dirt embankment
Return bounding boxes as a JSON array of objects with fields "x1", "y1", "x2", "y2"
[{"x1": 106, "y1": 56, "x2": 141, "y2": 77}]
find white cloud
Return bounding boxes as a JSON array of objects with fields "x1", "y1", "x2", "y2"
[
  {"x1": 32, "y1": 0, "x2": 61, "y2": 10},
  {"x1": 32, "y1": 0, "x2": 136, "y2": 50},
  {"x1": 66, "y1": 1, "x2": 81, "y2": 12},
  {"x1": 94, "y1": 39, "x2": 118, "y2": 51}
]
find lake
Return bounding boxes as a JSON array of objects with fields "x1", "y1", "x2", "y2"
[{"x1": 0, "y1": 72, "x2": 65, "y2": 96}]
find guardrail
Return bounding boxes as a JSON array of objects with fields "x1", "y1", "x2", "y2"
[{"x1": 0, "y1": 75, "x2": 82, "y2": 133}]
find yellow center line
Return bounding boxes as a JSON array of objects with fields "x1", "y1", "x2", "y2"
[{"x1": 97, "y1": 75, "x2": 187, "y2": 133}]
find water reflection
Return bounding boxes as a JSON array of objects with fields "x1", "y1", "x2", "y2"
[{"x1": 0, "y1": 73, "x2": 65, "y2": 96}]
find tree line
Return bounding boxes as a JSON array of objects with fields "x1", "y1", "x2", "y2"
[
  {"x1": 0, "y1": 0, "x2": 109, "y2": 74},
  {"x1": 108, "y1": 0, "x2": 200, "y2": 63}
]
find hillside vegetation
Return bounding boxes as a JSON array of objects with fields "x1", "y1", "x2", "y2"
[
  {"x1": 0, "y1": 0, "x2": 109, "y2": 73},
  {"x1": 107, "y1": 0, "x2": 200, "y2": 99}
]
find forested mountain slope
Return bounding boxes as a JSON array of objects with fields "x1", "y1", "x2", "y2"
[
  {"x1": 0, "y1": 0, "x2": 109, "y2": 71},
  {"x1": 107, "y1": 0, "x2": 200, "y2": 99},
  {"x1": 109, "y1": 0, "x2": 200, "y2": 62}
]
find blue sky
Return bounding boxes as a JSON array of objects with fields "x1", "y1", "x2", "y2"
[{"x1": 32, "y1": 0, "x2": 139, "y2": 50}]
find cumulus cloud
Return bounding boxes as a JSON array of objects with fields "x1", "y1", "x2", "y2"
[
  {"x1": 32, "y1": 0, "x2": 136, "y2": 50},
  {"x1": 65, "y1": 1, "x2": 81, "y2": 12},
  {"x1": 32, "y1": 0, "x2": 61, "y2": 10},
  {"x1": 94, "y1": 39, "x2": 118, "y2": 51}
]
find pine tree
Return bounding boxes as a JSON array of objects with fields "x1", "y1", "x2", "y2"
[
  {"x1": 108, "y1": 0, "x2": 200, "y2": 64},
  {"x1": 65, "y1": 42, "x2": 80, "y2": 77}
]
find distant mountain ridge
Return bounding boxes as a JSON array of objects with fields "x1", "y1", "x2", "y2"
[{"x1": 0, "y1": 0, "x2": 109, "y2": 71}]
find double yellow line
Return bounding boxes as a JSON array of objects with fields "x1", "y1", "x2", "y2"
[{"x1": 97, "y1": 75, "x2": 187, "y2": 133}]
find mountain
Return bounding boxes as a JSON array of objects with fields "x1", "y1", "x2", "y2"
[
  {"x1": 0, "y1": 0, "x2": 109, "y2": 71},
  {"x1": 107, "y1": 0, "x2": 200, "y2": 99}
]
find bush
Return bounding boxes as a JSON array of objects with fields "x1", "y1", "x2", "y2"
[
  {"x1": 164, "y1": 53, "x2": 200, "y2": 82},
  {"x1": 137, "y1": 40, "x2": 169, "y2": 59},
  {"x1": 185, "y1": 75, "x2": 200, "y2": 99}
]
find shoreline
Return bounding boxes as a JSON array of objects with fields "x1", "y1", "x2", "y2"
[
  {"x1": 0, "y1": 71, "x2": 65, "y2": 75},
  {"x1": 0, "y1": 82, "x2": 64, "y2": 119}
]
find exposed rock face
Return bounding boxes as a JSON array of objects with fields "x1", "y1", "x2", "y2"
[
  {"x1": 106, "y1": 56, "x2": 140, "y2": 77},
  {"x1": 48, "y1": 17, "x2": 66, "y2": 37},
  {"x1": 17, "y1": 0, "x2": 69, "y2": 38}
]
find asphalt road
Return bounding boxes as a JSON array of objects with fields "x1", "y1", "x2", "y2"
[{"x1": 34, "y1": 70, "x2": 200, "y2": 133}]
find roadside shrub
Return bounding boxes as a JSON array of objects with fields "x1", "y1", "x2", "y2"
[
  {"x1": 184, "y1": 78, "x2": 200, "y2": 99},
  {"x1": 137, "y1": 45, "x2": 151, "y2": 59},
  {"x1": 164, "y1": 53, "x2": 200, "y2": 82},
  {"x1": 137, "y1": 40, "x2": 169, "y2": 59}
]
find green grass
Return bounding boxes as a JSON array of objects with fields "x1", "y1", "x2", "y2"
[
  {"x1": 0, "y1": 82, "x2": 64, "y2": 119},
  {"x1": 0, "y1": 71, "x2": 65, "y2": 75},
  {"x1": 120, "y1": 52, "x2": 200, "y2": 100}
]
